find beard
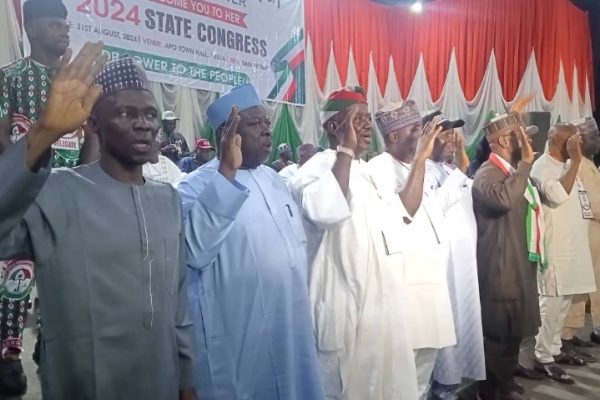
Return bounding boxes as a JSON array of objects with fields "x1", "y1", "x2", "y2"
[{"x1": 510, "y1": 146, "x2": 522, "y2": 165}]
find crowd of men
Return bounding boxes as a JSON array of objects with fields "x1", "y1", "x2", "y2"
[{"x1": 1, "y1": 1, "x2": 600, "y2": 400}]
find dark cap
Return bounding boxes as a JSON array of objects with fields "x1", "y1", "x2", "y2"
[
  {"x1": 422, "y1": 110, "x2": 465, "y2": 131},
  {"x1": 93, "y1": 56, "x2": 151, "y2": 101},
  {"x1": 23, "y1": 0, "x2": 68, "y2": 23}
]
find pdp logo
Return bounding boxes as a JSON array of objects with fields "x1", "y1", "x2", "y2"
[{"x1": 1, "y1": 260, "x2": 34, "y2": 301}]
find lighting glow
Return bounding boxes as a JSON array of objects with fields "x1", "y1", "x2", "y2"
[{"x1": 410, "y1": 1, "x2": 423, "y2": 13}]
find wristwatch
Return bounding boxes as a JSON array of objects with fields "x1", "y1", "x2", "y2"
[{"x1": 336, "y1": 145, "x2": 355, "y2": 159}]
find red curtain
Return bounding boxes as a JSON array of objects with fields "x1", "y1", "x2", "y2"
[
  {"x1": 305, "y1": 0, "x2": 594, "y2": 104},
  {"x1": 13, "y1": 0, "x2": 594, "y2": 104}
]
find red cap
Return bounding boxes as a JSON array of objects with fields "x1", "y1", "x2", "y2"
[{"x1": 195, "y1": 138, "x2": 215, "y2": 150}]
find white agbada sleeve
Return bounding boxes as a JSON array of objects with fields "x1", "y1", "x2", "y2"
[
  {"x1": 161, "y1": 155, "x2": 186, "y2": 186},
  {"x1": 432, "y1": 170, "x2": 469, "y2": 211},
  {"x1": 531, "y1": 155, "x2": 570, "y2": 206},
  {"x1": 295, "y1": 151, "x2": 352, "y2": 229},
  {"x1": 424, "y1": 162, "x2": 469, "y2": 213}
]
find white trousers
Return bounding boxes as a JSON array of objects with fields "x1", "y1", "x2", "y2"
[
  {"x1": 534, "y1": 295, "x2": 573, "y2": 363},
  {"x1": 414, "y1": 348, "x2": 438, "y2": 400}
]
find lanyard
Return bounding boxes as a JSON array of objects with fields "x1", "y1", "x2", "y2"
[{"x1": 575, "y1": 175, "x2": 585, "y2": 191}]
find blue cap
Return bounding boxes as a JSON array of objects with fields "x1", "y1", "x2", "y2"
[{"x1": 207, "y1": 84, "x2": 262, "y2": 131}]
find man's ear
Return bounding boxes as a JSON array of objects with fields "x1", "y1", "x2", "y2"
[
  {"x1": 497, "y1": 135, "x2": 509, "y2": 148},
  {"x1": 387, "y1": 132, "x2": 400, "y2": 144},
  {"x1": 86, "y1": 115, "x2": 101, "y2": 142},
  {"x1": 327, "y1": 120, "x2": 338, "y2": 133}
]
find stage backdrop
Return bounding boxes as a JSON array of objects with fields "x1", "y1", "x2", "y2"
[
  {"x1": 303, "y1": 0, "x2": 595, "y2": 151},
  {"x1": 27, "y1": 0, "x2": 306, "y2": 104},
  {"x1": 6, "y1": 0, "x2": 597, "y2": 156}
]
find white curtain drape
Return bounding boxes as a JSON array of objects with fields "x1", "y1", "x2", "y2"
[
  {"x1": 305, "y1": 39, "x2": 594, "y2": 149},
  {"x1": 1, "y1": 5, "x2": 593, "y2": 152},
  {"x1": 149, "y1": 37, "x2": 595, "y2": 150},
  {"x1": 149, "y1": 82, "x2": 218, "y2": 148},
  {"x1": 0, "y1": 0, "x2": 22, "y2": 66}
]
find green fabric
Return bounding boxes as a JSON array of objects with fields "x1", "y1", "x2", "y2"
[
  {"x1": 525, "y1": 182, "x2": 547, "y2": 271},
  {"x1": 366, "y1": 127, "x2": 382, "y2": 159},
  {"x1": 200, "y1": 124, "x2": 216, "y2": 149},
  {"x1": 322, "y1": 99, "x2": 364, "y2": 112},
  {"x1": 321, "y1": 86, "x2": 366, "y2": 111},
  {"x1": 318, "y1": 131, "x2": 329, "y2": 150},
  {"x1": 267, "y1": 104, "x2": 303, "y2": 164},
  {"x1": 53, "y1": 149, "x2": 80, "y2": 167},
  {"x1": 467, "y1": 110, "x2": 497, "y2": 160},
  {"x1": 0, "y1": 58, "x2": 80, "y2": 168},
  {"x1": 198, "y1": 92, "x2": 218, "y2": 148}
]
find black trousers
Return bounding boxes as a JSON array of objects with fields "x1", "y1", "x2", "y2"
[{"x1": 479, "y1": 336, "x2": 522, "y2": 398}]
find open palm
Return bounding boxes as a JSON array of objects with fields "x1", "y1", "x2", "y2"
[
  {"x1": 415, "y1": 117, "x2": 443, "y2": 160},
  {"x1": 337, "y1": 105, "x2": 359, "y2": 151},
  {"x1": 39, "y1": 42, "x2": 107, "y2": 140},
  {"x1": 220, "y1": 106, "x2": 243, "y2": 171}
]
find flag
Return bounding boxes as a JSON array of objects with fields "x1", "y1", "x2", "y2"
[
  {"x1": 267, "y1": 29, "x2": 305, "y2": 104},
  {"x1": 467, "y1": 110, "x2": 497, "y2": 159}
]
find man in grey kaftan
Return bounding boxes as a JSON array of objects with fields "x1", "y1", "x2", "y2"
[{"x1": 0, "y1": 50, "x2": 195, "y2": 400}]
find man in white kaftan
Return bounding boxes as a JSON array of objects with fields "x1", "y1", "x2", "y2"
[
  {"x1": 563, "y1": 118, "x2": 600, "y2": 346},
  {"x1": 421, "y1": 113, "x2": 486, "y2": 392},
  {"x1": 367, "y1": 101, "x2": 456, "y2": 399},
  {"x1": 278, "y1": 162, "x2": 298, "y2": 188},
  {"x1": 279, "y1": 143, "x2": 317, "y2": 191},
  {"x1": 295, "y1": 87, "x2": 418, "y2": 400},
  {"x1": 143, "y1": 152, "x2": 185, "y2": 186},
  {"x1": 532, "y1": 124, "x2": 596, "y2": 383}
]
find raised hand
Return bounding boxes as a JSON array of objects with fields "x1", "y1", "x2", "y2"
[
  {"x1": 455, "y1": 130, "x2": 465, "y2": 151},
  {"x1": 518, "y1": 126, "x2": 534, "y2": 164},
  {"x1": 414, "y1": 116, "x2": 443, "y2": 162},
  {"x1": 566, "y1": 132, "x2": 583, "y2": 162},
  {"x1": 38, "y1": 42, "x2": 107, "y2": 141},
  {"x1": 337, "y1": 105, "x2": 359, "y2": 152},
  {"x1": 25, "y1": 42, "x2": 107, "y2": 169},
  {"x1": 218, "y1": 105, "x2": 242, "y2": 180},
  {"x1": 454, "y1": 130, "x2": 470, "y2": 173}
]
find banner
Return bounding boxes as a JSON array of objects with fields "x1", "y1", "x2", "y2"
[{"x1": 35, "y1": 0, "x2": 306, "y2": 104}]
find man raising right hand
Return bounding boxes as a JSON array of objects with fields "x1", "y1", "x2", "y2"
[{"x1": 472, "y1": 113, "x2": 542, "y2": 400}]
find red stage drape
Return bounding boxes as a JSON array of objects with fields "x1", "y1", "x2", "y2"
[
  {"x1": 305, "y1": 0, "x2": 594, "y2": 104},
  {"x1": 12, "y1": 0, "x2": 594, "y2": 104}
]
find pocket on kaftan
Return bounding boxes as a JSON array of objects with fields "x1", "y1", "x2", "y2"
[
  {"x1": 284, "y1": 204, "x2": 308, "y2": 245},
  {"x1": 164, "y1": 239, "x2": 178, "y2": 296}
]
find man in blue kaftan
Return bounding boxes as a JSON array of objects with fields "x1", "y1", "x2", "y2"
[{"x1": 178, "y1": 84, "x2": 324, "y2": 400}]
